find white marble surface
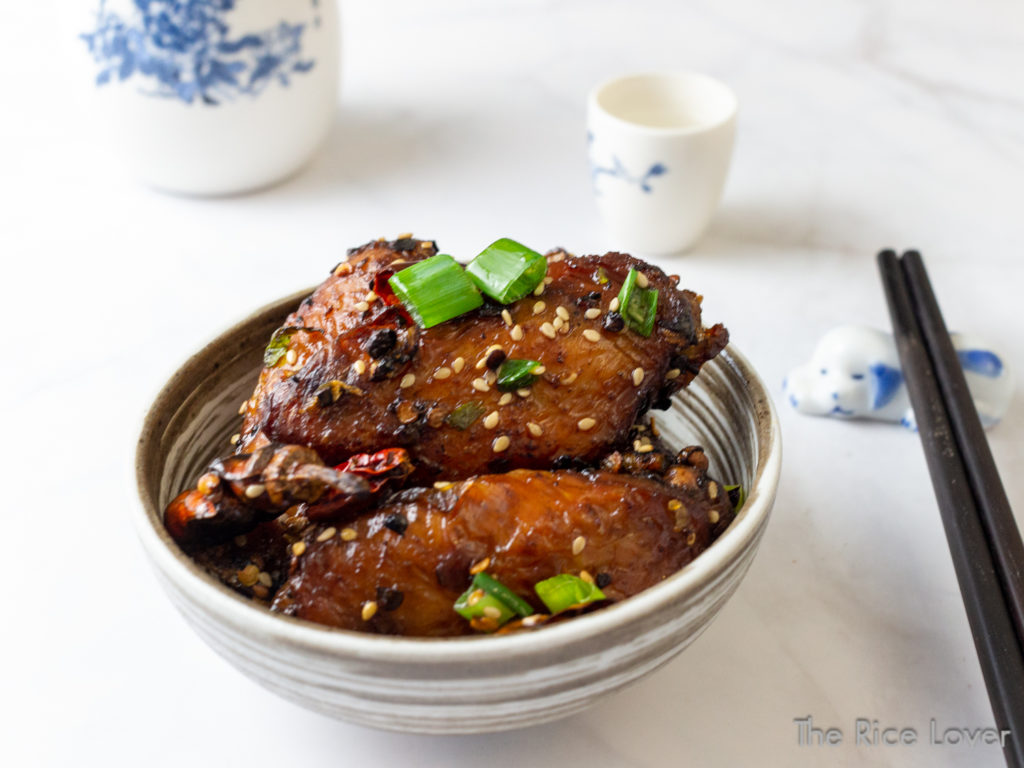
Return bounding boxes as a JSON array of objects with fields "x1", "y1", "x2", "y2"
[{"x1": 3, "y1": 0, "x2": 1023, "y2": 765}]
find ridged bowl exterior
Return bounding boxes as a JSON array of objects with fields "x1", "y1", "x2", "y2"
[{"x1": 135, "y1": 290, "x2": 781, "y2": 734}]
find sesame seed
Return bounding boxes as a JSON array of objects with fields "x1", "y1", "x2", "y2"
[
  {"x1": 292, "y1": 541, "x2": 307, "y2": 556},
  {"x1": 352, "y1": 359, "x2": 367, "y2": 375},
  {"x1": 483, "y1": 369, "x2": 497, "y2": 385},
  {"x1": 501, "y1": 309, "x2": 513, "y2": 326},
  {"x1": 470, "y1": 557, "x2": 491, "y2": 575},
  {"x1": 492, "y1": 435, "x2": 511, "y2": 453},
  {"x1": 609, "y1": 297, "x2": 620, "y2": 312},
  {"x1": 365, "y1": 290, "x2": 378, "y2": 303},
  {"x1": 708, "y1": 482, "x2": 719, "y2": 500},
  {"x1": 668, "y1": 499, "x2": 683, "y2": 511},
  {"x1": 361, "y1": 601, "x2": 378, "y2": 621},
  {"x1": 552, "y1": 316, "x2": 564, "y2": 331},
  {"x1": 434, "y1": 481, "x2": 453, "y2": 490},
  {"x1": 396, "y1": 402, "x2": 418, "y2": 424},
  {"x1": 583, "y1": 329, "x2": 601, "y2": 342},
  {"x1": 522, "y1": 615, "x2": 543, "y2": 627},
  {"x1": 317, "y1": 527, "x2": 337, "y2": 542},
  {"x1": 483, "y1": 606, "x2": 502, "y2": 619},
  {"x1": 633, "y1": 439, "x2": 642, "y2": 451},
  {"x1": 562, "y1": 372, "x2": 578, "y2": 384},
  {"x1": 340, "y1": 527, "x2": 357, "y2": 541},
  {"x1": 230, "y1": 433, "x2": 241, "y2": 445},
  {"x1": 533, "y1": 365, "x2": 547, "y2": 375},
  {"x1": 452, "y1": 357, "x2": 466, "y2": 373},
  {"x1": 533, "y1": 283, "x2": 545, "y2": 296},
  {"x1": 584, "y1": 308, "x2": 601, "y2": 320},
  {"x1": 238, "y1": 564, "x2": 259, "y2": 587},
  {"x1": 499, "y1": 392, "x2": 513, "y2": 405},
  {"x1": 636, "y1": 272, "x2": 650, "y2": 288},
  {"x1": 686, "y1": 532, "x2": 697, "y2": 546},
  {"x1": 527, "y1": 422, "x2": 543, "y2": 437},
  {"x1": 632, "y1": 367, "x2": 645, "y2": 386},
  {"x1": 579, "y1": 570, "x2": 595, "y2": 584},
  {"x1": 533, "y1": 301, "x2": 546, "y2": 315},
  {"x1": 238, "y1": 400, "x2": 248, "y2": 415},
  {"x1": 556, "y1": 306, "x2": 570, "y2": 321},
  {"x1": 550, "y1": 252, "x2": 565, "y2": 262},
  {"x1": 637, "y1": 444, "x2": 654, "y2": 453},
  {"x1": 285, "y1": 349, "x2": 298, "y2": 365},
  {"x1": 434, "y1": 366, "x2": 452, "y2": 380},
  {"x1": 472, "y1": 378, "x2": 490, "y2": 392},
  {"x1": 666, "y1": 368, "x2": 681, "y2": 380},
  {"x1": 483, "y1": 411, "x2": 500, "y2": 429},
  {"x1": 544, "y1": 276, "x2": 554, "y2": 284},
  {"x1": 397, "y1": 232, "x2": 413, "y2": 239},
  {"x1": 355, "y1": 301, "x2": 370, "y2": 312},
  {"x1": 334, "y1": 261, "x2": 353, "y2": 276},
  {"x1": 540, "y1": 322, "x2": 556, "y2": 339},
  {"x1": 572, "y1": 536, "x2": 586, "y2": 555},
  {"x1": 510, "y1": 324, "x2": 524, "y2": 341},
  {"x1": 400, "y1": 373, "x2": 416, "y2": 388},
  {"x1": 516, "y1": 388, "x2": 531, "y2": 398},
  {"x1": 258, "y1": 571, "x2": 273, "y2": 587},
  {"x1": 468, "y1": 589, "x2": 484, "y2": 606},
  {"x1": 559, "y1": 323, "x2": 569, "y2": 335},
  {"x1": 244, "y1": 484, "x2": 265, "y2": 499},
  {"x1": 577, "y1": 417, "x2": 597, "y2": 431},
  {"x1": 709, "y1": 510, "x2": 721, "y2": 524}
]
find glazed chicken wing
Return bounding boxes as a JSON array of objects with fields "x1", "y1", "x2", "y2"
[
  {"x1": 238, "y1": 237, "x2": 728, "y2": 480},
  {"x1": 271, "y1": 447, "x2": 734, "y2": 636}
]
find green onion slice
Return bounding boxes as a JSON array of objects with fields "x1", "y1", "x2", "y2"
[
  {"x1": 446, "y1": 401, "x2": 486, "y2": 430},
  {"x1": 465, "y1": 238, "x2": 547, "y2": 303},
  {"x1": 472, "y1": 572, "x2": 534, "y2": 617},
  {"x1": 496, "y1": 358, "x2": 543, "y2": 391},
  {"x1": 616, "y1": 269, "x2": 659, "y2": 337},
  {"x1": 263, "y1": 328, "x2": 294, "y2": 367},
  {"x1": 534, "y1": 574, "x2": 606, "y2": 614},
  {"x1": 724, "y1": 484, "x2": 747, "y2": 511},
  {"x1": 388, "y1": 254, "x2": 483, "y2": 328},
  {"x1": 454, "y1": 572, "x2": 534, "y2": 631}
]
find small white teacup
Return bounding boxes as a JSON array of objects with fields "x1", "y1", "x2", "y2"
[{"x1": 587, "y1": 72, "x2": 737, "y2": 255}]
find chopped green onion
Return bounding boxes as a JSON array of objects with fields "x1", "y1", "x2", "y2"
[
  {"x1": 616, "y1": 269, "x2": 659, "y2": 337},
  {"x1": 465, "y1": 238, "x2": 547, "y2": 303},
  {"x1": 388, "y1": 254, "x2": 483, "y2": 328},
  {"x1": 534, "y1": 574, "x2": 606, "y2": 614},
  {"x1": 724, "y1": 484, "x2": 747, "y2": 511},
  {"x1": 446, "y1": 401, "x2": 486, "y2": 430},
  {"x1": 454, "y1": 572, "x2": 534, "y2": 631},
  {"x1": 454, "y1": 589, "x2": 518, "y2": 628},
  {"x1": 496, "y1": 358, "x2": 543, "y2": 391},
  {"x1": 472, "y1": 572, "x2": 534, "y2": 617},
  {"x1": 263, "y1": 328, "x2": 294, "y2": 367}
]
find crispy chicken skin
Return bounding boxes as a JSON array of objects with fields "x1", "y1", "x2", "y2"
[
  {"x1": 239, "y1": 238, "x2": 728, "y2": 480},
  {"x1": 271, "y1": 457, "x2": 734, "y2": 637}
]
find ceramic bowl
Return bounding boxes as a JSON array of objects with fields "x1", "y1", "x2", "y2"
[{"x1": 134, "y1": 289, "x2": 781, "y2": 734}]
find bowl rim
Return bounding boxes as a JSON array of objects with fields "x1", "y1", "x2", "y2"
[{"x1": 134, "y1": 290, "x2": 782, "y2": 664}]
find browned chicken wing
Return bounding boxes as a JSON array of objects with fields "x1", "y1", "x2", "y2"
[
  {"x1": 238, "y1": 237, "x2": 728, "y2": 481},
  {"x1": 271, "y1": 447, "x2": 734, "y2": 637}
]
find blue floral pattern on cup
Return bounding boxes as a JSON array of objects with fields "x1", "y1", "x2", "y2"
[
  {"x1": 81, "y1": 0, "x2": 321, "y2": 105},
  {"x1": 587, "y1": 132, "x2": 668, "y2": 194}
]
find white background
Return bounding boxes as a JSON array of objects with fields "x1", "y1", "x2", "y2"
[{"x1": 3, "y1": 1, "x2": 1023, "y2": 766}]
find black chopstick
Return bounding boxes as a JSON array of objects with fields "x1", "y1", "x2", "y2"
[
  {"x1": 901, "y1": 250, "x2": 1024, "y2": 649},
  {"x1": 878, "y1": 249, "x2": 1024, "y2": 768}
]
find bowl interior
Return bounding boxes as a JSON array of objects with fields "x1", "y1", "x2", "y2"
[{"x1": 136, "y1": 288, "x2": 779, "y2": 656}]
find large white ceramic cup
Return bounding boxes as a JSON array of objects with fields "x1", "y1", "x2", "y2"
[
  {"x1": 588, "y1": 72, "x2": 737, "y2": 255},
  {"x1": 80, "y1": 0, "x2": 339, "y2": 195}
]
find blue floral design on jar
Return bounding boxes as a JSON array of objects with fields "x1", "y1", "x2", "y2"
[
  {"x1": 81, "y1": 0, "x2": 321, "y2": 105},
  {"x1": 587, "y1": 132, "x2": 668, "y2": 194}
]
